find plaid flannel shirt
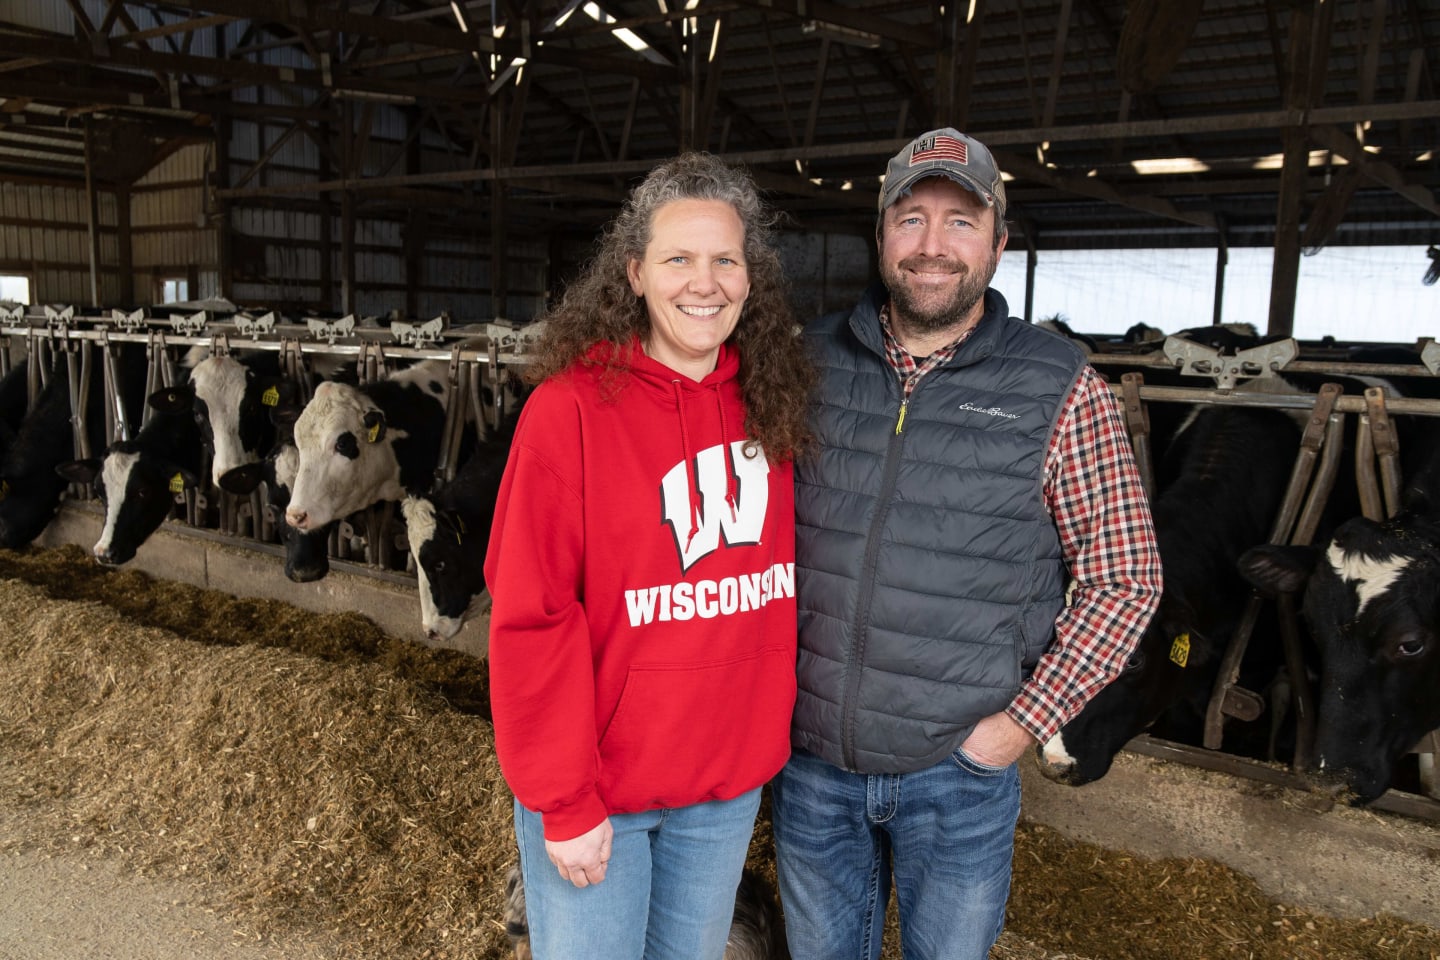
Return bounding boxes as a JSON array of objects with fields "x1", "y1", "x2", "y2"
[{"x1": 879, "y1": 307, "x2": 1162, "y2": 744}]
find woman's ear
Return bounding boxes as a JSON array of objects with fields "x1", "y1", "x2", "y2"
[{"x1": 627, "y1": 257, "x2": 644, "y2": 296}]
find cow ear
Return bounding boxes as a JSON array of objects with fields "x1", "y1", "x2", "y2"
[
  {"x1": 163, "y1": 464, "x2": 201, "y2": 494},
  {"x1": 219, "y1": 462, "x2": 266, "y2": 495},
  {"x1": 56, "y1": 458, "x2": 102, "y2": 484},
  {"x1": 148, "y1": 383, "x2": 194, "y2": 413},
  {"x1": 363, "y1": 409, "x2": 387, "y2": 444},
  {"x1": 1238, "y1": 544, "x2": 1316, "y2": 596}
]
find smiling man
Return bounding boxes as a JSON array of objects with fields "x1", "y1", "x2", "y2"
[{"x1": 774, "y1": 128, "x2": 1164, "y2": 960}]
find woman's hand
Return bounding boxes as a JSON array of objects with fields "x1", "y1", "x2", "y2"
[{"x1": 545, "y1": 818, "x2": 614, "y2": 888}]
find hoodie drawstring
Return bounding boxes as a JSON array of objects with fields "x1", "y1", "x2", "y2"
[{"x1": 672, "y1": 379, "x2": 741, "y2": 550}]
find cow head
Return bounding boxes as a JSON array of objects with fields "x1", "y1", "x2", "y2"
[
  {"x1": 401, "y1": 494, "x2": 486, "y2": 642},
  {"x1": 1241, "y1": 515, "x2": 1440, "y2": 804},
  {"x1": 286, "y1": 381, "x2": 405, "y2": 532},
  {"x1": 57, "y1": 440, "x2": 198, "y2": 566},
  {"x1": 184, "y1": 357, "x2": 295, "y2": 488},
  {"x1": 1036, "y1": 594, "x2": 1216, "y2": 785},
  {"x1": 0, "y1": 463, "x2": 64, "y2": 549}
]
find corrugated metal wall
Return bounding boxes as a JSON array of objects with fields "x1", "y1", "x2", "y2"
[
  {"x1": 132, "y1": 145, "x2": 217, "y2": 288},
  {"x1": 0, "y1": 181, "x2": 121, "y2": 306}
]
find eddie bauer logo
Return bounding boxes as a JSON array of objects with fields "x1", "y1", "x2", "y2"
[
  {"x1": 958, "y1": 401, "x2": 1021, "y2": 420},
  {"x1": 660, "y1": 441, "x2": 770, "y2": 572}
]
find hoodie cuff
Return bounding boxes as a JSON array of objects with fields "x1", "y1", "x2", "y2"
[{"x1": 539, "y1": 789, "x2": 609, "y2": 842}]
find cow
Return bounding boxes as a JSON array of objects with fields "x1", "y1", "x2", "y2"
[
  {"x1": 0, "y1": 362, "x2": 28, "y2": 457},
  {"x1": 501, "y1": 863, "x2": 788, "y2": 960},
  {"x1": 1036, "y1": 403, "x2": 1307, "y2": 785},
  {"x1": 55, "y1": 385, "x2": 204, "y2": 566},
  {"x1": 1035, "y1": 314, "x2": 1098, "y2": 354},
  {"x1": 401, "y1": 440, "x2": 507, "y2": 643},
  {"x1": 285, "y1": 360, "x2": 451, "y2": 533},
  {"x1": 184, "y1": 352, "x2": 286, "y2": 488},
  {"x1": 216, "y1": 383, "x2": 335, "y2": 583},
  {"x1": 1239, "y1": 429, "x2": 1440, "y2": 804},
  {"x1": 0, "y1": 346, "x2": 147, "y2": 549}
]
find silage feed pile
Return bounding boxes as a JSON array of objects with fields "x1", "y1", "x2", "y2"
[
  {"x1": 0, "y1": 574, "x2": 517, "y2": 958},
  {"x1": 3, "y1": 545, "x2": 1440, "y2": 960}
]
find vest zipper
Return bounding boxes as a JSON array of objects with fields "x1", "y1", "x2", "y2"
[
  {"x1": 842, "y1": 408, "x2": 909, "y2": 770},
  {"x1": 895, "y1": 398, "x2": 908, "y2": 435}
]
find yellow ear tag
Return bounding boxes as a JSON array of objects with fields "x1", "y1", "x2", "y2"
[
  {"x1": 261, "y1": 385, "x2": 280, "y2": 407},
  {"x1": 367, "y1": 422, "x2": 381, "y2": 444},
  {"x1": 0, "y1": 479, "x2": 8, "y2": 500},
  {"x1": 168, "y1": 473, "x2": 185, "y2": 494},
  {"x1": 1169, "y1": 633, "x2": 1191, "y2": 668}
]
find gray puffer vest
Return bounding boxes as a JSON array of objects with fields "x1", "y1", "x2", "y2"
[{"x1": 794, "y1": 285, "x2": 1085, "y2": 774}]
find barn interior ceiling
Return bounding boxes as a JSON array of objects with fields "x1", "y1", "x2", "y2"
[{"x1": 0, "y1": 0, "x2": 1436, "y2": 252}]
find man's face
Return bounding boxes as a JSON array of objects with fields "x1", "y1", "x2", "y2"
[{"x1": 878, "y1": 175, "x2": 1006, "y2": 334}]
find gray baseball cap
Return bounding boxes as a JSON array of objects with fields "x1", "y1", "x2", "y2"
[{"x1": 879, "y1": 127, "x2": 1007, "y2": 218}]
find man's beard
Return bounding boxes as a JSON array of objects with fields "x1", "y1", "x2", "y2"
[{"x1": 881, "y1": 249, "x2": 998, "y2": 334}]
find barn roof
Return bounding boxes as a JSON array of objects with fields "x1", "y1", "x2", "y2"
[{"x1": 0, "y1": 0, "x2": 1435, "y2": 252}]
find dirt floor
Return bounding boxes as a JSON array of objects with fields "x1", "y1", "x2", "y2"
[{"x1": 2, "y1": 544, "x2": 1439, "y2": 960}]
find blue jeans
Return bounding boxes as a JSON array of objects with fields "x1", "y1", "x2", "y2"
[
  {"x1": 772, "y1": 748, "x2": 1020, "y2": 960},
  {"x1": 514, "y1": 788, "x2": 761, "y2": 960}
]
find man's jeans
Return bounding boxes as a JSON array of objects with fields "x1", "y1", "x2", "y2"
[
  {"x1": 772, "y1": 748, "x2": 1020, "y2": 960},
  {"x1": 514, "y1": 788, "x2": 761, "y2": 960}
]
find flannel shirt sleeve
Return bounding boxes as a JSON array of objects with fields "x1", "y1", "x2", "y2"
[{"x1": 1005, "y1": 365, "x2": 1163, "y2": 744}]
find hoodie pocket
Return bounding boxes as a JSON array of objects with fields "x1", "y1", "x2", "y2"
[{"x1": 597, "y1": 645, "x2": 796, "y2": 810}]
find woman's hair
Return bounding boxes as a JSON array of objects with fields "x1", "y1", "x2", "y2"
[{"x1": 524, "y1": 152, "x2": 814, "y2": 461}]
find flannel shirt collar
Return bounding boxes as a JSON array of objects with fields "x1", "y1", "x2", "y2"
[{"x1": 879, "y1": 302, "x2": 974, "y2": 390}]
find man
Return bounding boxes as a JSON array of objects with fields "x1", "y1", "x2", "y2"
[{"x1": 774, "y1": 127, "x2": 1163, "y2": 960}]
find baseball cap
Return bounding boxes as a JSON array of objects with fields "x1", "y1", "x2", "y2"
[{"x1": 878, "y1": 128, "x2": 1007, "y2": 218}]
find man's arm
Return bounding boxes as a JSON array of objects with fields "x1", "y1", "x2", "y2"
[{"x1": 1004, "y1": 365, "x2": 1163, "y2": 747}]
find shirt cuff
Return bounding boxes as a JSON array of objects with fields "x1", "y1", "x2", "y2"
[
  {"x1": 538, "y1": 788, "x2": 609, "y2": 843},
  {"x1": 1006, "y1": 684, "x2": 1067, "y2": 745}
]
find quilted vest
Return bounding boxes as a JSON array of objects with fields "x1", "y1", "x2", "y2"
[{"x1": 794, "y1": 285, "x2": 1085, "y2": 774}]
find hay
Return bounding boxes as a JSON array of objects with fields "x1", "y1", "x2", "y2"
[
  {"x1": 2, "y1": 543, "x2": 1440, "y2": 960},
  {"x1": 0, "y1": 576, "x2": 514, "y2": 958}
]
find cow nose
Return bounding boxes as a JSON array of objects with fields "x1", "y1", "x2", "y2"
[
  {"x1": 93, "y1": 546, "x2": 116, "y2": 566},
  {"x1": 285, "y1": 506, "x2": 308, "y2": 529},
  {"x1": 426, "y1": 629, "x2": 443, "y2": 644}
]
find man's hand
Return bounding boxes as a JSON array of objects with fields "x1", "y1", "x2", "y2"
[
  {"x1": 546, "y1": 818, "x2": 614, "y2": 888},
  {"x1": 960, "y1": 712, "x2": 1036, "y2": 768}
]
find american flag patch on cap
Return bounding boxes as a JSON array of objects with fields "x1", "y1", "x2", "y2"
[{"x1": 910, "y1": 134, "x2": 968, "y2": 166}]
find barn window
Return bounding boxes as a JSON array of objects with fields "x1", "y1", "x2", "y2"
[
  {"x1": 0, "y1": 273, "x2": 31, "y2": 304},
  {"x1": 159, "y1": 276, "x2": 190, "y2": 304}
]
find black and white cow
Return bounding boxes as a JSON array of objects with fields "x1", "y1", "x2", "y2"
[
  {"x1": 401, "y1": 441, "x2": 507, "y2": 642},
  {"x1": 184, "y1": 352, "x2": 286, "y2": 488},
  {"x1": 285, "y1": 360, "x2": 451, "y2": 533},
  {"x1": 0, "y1": 346, "x2": 147, "y2": 550},
  {"x1": 1036, "y1": 403, "x2": 1306, "y2": 785},
  {"x1": 55, "y1": 385, "x2": 204, "y2": 566},
  {"x1": 216, "y1": 384, "x2": 335, "y2": 583},
  {"x1": 1239, "y1": 432, "x2": 1440, "y2": 804}
]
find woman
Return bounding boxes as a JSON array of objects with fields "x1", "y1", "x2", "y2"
[{"x1": 484, "y1": 152, "x2": 813, "y2": 960}]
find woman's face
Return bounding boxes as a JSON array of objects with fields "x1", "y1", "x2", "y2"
[{"x1": 627, "y1": 198, "x2": 750, "y2": 380}]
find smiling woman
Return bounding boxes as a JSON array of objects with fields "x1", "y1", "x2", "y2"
[{"x1": 482, "y1": 152, "x2": 814, "y2": 960}]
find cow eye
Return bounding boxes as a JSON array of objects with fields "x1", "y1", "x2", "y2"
[
  {"x1": 433, "y1": 560, "x2": 446, "y2": 574},
  {"x1": 335, "y1": 433, "x2": 360, "y2": 459},
  {"x1": 1395, "y1": 634, "x2": 1428, "y2": 658}
]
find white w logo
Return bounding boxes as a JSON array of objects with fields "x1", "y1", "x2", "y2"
[{"x1": 660, "y1": 441, "x2": 770, "y2": 573}]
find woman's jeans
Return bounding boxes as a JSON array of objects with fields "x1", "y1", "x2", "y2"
[
  {"x1": 772, "y1": 748, "x2": 1021, "y2": 960},
  {"x1": 514, "y1": 787, "x2": 761, "y2": 960}
]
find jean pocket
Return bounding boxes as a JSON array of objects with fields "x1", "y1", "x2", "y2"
[{"x1": 950, "y1": 746, "x2": 1012, "y2": 777}]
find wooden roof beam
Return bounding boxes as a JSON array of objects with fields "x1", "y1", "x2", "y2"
[{"x1": 1310, "y1": 124, "x2": 1440, "y2": 218}]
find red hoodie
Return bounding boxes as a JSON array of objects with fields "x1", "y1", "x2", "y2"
[{"x1": 484, "y1": 339, "x2": 797, "y2": 841}]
